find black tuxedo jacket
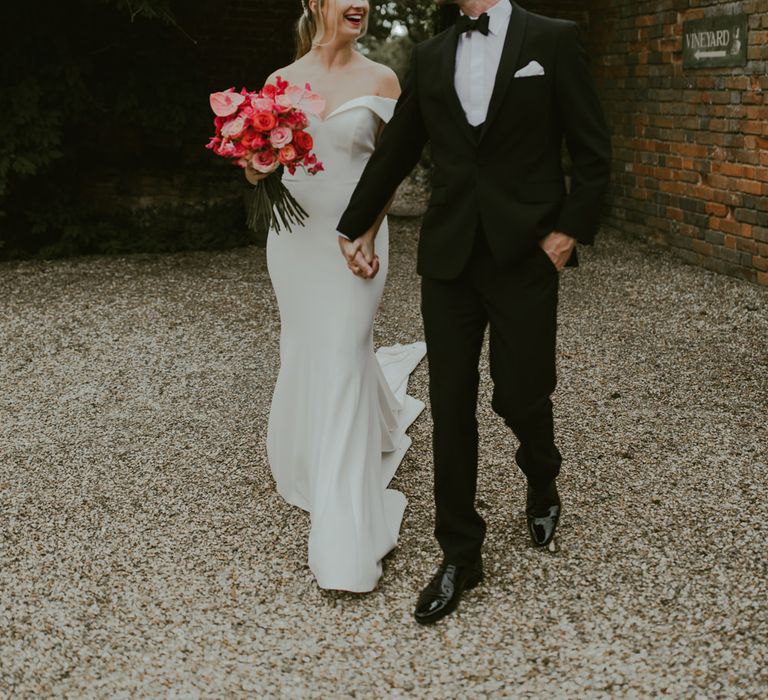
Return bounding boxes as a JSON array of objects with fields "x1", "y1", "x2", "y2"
[{"x1": 337, "y1": 1, "x2": 612, "y2": 280}]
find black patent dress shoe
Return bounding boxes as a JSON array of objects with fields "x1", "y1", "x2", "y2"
[
  {"x1": 526, "y1": 480, "x2": 561, "y2": 547},
  {"x1": 414, "y1": 558, "x2": 484, "y2": 625}
]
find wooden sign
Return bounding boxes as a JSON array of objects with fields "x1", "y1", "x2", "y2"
[{"x1": 683, "y1": 15, "x2": 748, "y2": 69}]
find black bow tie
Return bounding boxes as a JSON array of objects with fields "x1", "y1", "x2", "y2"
[{"x1": 456, "y1": 13, "x2": 491, "y2": 36}]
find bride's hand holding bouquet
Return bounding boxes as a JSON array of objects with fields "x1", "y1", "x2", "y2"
[{"x1": 206, "y1": 78, "x2": 326, "y2": 233}]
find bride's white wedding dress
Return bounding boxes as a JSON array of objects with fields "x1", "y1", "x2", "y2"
[{"x1": 266, "y1": 95, "x2": 426, "y2": 592}]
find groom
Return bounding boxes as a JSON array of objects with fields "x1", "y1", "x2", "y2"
[{"x1": 338, "y1": 0, "x2": 611, "y2": 623}]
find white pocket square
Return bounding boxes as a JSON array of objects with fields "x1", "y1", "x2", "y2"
[{"x1": 514, "y1": 60, "x2": 545, "y2": 78}]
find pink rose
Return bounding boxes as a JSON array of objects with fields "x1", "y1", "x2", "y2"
[
  {"x1": 270, "y1": 126, "x2": 293, "y2": 148},
  {"x1": 220, "y1": 115, "x2": 247, "y2": 139},
  {"x1": 209, "y1": 89, "x2": 246, "y2": 117},
  {"x1": 278, "y1": 145, "x2": 298, "y2": 165},
  {"x1": 251, "y1": 151, "x2": 280, "y2": 174}
]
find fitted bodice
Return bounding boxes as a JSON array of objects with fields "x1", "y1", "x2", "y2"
[{"x1": 283, "y1": 96, "x2": 396, "y2": 186}]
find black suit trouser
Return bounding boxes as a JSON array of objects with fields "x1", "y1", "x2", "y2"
[{"x1": 420, "y1": 229, "x2": 562, "y2": 564}]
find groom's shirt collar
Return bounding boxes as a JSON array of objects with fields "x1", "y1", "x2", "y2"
[{"x1": 459, "y1": 0, "x2": 512, "y2": 37}]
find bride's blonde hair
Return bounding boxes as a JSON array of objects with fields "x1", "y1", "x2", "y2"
[{"x1": 295, "y1": 0, "x2": 369, "y2": 59}]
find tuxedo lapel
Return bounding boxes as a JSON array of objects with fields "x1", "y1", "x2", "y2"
[
  {"x1": 480, "y1": 1, "x2": 528, "y2": 141},
  {"x1": 440, "y1": 27, "x2": 476, "y2": 142}
]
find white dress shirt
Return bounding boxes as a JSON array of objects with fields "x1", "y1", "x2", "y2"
[{"x1": 455, "y1": 0, "x2": 512, "y2": 126}]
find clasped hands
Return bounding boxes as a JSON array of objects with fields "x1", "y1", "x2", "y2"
[
  {"x1": 339, "y1": 229, "x2": 576, "y2": 280},
  {"x1": 339, "y1": 230, "x2": 380, "y2": 279}
]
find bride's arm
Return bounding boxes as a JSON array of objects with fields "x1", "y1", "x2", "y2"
[{"x1": 338, "y1": 49, "x2": 427, "y2": 240}]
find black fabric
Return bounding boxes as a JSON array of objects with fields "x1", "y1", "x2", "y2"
[
  {"x1": 421, "y1": 230, "x2": 561, "y2": 563},
  {"x1": 337, "y1": 0, "x2": 612, "y2": 281},
  {"x1": 456, "y1": 13, "x2": 491, "y2": 36},
  {"x1": 336, "y1": 0, "x2": 610, "y2": 564}
]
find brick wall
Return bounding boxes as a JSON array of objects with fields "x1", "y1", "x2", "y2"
[
  {"x1": 588, "y1": 0, "x2": 768, "y2": 285},
  {"x1": 235, "y1": 0, "x2": 768, "y2": 285}
]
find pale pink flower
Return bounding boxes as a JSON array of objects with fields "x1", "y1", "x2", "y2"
[
  {"x1": 220, "y1": 115, "x2": 248, "y2": 139},
  {"x1": 269, "y1": 126, "x2": 293, "y2": 148},
  {"x1": 251, "y1": 97, "x2": 275, "y2": 112},
  {"x1": 209, "y1": 89, "x2": 246, "y2": 117},
  {"x1": 251, "y1": 151, "x2": 280, "y2": 174},
  {"x1": 281, "y1": 85, "x2": 326, "y2": 115}
]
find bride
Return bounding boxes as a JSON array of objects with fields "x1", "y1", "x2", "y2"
[{"x1": 246, "y1": 0, "x2": 426, "y2": 592}]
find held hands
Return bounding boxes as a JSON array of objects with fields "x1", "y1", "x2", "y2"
[
  {"x1": 339, "y1": 230, "x2": 380, "y2": 280},
  {"x1": 539, "y1": 231, "x2": 577, "y2": 271}
]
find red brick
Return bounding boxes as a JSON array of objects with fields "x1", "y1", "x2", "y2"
[
  {"x1": 739, "y1": 179, "x2": 763, "y2": 195},
  {"x1": 692, "y1": 239, "x2": 713, "y2": 256},
  {"x1": 705, "y1": 202, "x2": 728, "y2": 217}
]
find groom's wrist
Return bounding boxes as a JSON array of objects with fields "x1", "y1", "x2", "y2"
[{"x1": 337, "y1": 232, "x2": 352, "y2": 241}]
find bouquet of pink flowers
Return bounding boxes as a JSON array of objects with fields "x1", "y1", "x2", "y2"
[{"x1": 206, "y1": 77, "x2": 326, "y2": 233}]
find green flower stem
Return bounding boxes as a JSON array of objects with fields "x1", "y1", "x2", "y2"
[{"x1": 246, "y1": 169, "x2": 308, "y2": 234}]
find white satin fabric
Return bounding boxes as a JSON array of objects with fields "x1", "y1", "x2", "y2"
[{"x1": 266, "y1": 96, "x2": 426, "y2": 592}]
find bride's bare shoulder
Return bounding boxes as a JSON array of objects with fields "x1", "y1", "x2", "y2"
[{"x1": 359, "y1": 56, "x2": 401, "y2": 98}]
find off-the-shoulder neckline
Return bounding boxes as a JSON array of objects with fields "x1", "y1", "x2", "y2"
[{"x1": 314, "y1": 95, "x2": 397, "y2": 122}]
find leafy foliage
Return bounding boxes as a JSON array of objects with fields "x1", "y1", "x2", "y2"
[{"x1": 0, "y1": 0, "x2": 451, "y2": 260}]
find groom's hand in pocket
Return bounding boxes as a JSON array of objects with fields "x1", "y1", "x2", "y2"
[
  {"x1": 539, "y1": 231, "x2": 577, "y2": 271},
  {"x1": 339, "y1": 232, "x2": 379, "y2": 279}
]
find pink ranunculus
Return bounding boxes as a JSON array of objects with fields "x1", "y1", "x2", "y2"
[
  {"x1": 209, "y1": 89, "x2": 246, "y2": 117},
  {"x1": 270, "y1": 126, "x2": 293, "y2": 148},
  {"x1": 278, "y1": 144, "x2": 298, "y2": 165},
  {"x1": 220, "y1": 115, "x2": 248, "y2": 139},
  {"x1": 251, "y1": 151, "x2": 280, "y2": 174}
]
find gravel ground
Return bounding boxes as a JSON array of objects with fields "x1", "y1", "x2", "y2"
[{"x1": 1, "y1": 222, "x2": 767, "y2": 698}]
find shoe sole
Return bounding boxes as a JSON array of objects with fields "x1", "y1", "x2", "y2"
[{"x1": 413, "y1": 572, "x2": 484, "y2": 626}]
